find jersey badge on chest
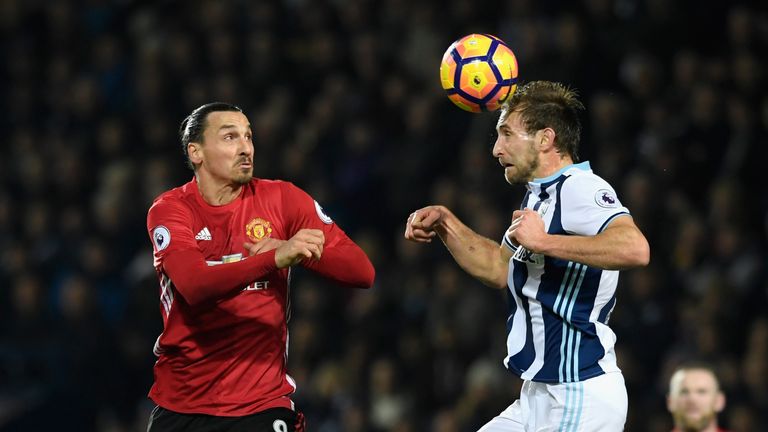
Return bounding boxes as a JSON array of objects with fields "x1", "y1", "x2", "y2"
[{"x1": 246, "y1": 218, "x2": 273, "y2": 242}]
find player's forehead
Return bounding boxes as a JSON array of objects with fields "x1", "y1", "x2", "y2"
[
  {"x1": 674, "y1": 369, "x2": 718, "y2": 391},
  {"x1": 205, "y1": 111, "x2": 250, "y2": 132},
  {"x1": 496, "y1": 110, "x2": 525, "y2": 131}
]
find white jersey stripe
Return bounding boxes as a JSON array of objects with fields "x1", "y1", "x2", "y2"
[
  {"x1": 559, "y1": 322, "x2": 569, "y2": 382},
  {"x1": 524, "y1": 298, "x2": 546, "y2": 379},
  {"x1": 574, "y1": 331, "x2": 582, "y2": 382},
  {"x1": 505, "y1": 288, "x2": 527, "y2": 361},
  {"x1": 160, "y1": 274, "x2": 172, "y2": 316}
]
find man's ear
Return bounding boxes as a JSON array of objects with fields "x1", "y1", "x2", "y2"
[
  {"x1": 538, "y1": 128, "x2": 556, "y2": 152},
  {"x1": 188, "y1": 142, "x2": 203, "y2": 166},
  {"x1": 715, "y1": 391, "x2": 726, "y2": 412}
]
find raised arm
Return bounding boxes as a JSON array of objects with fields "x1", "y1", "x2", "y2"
[
  {"x1": 405, "y1": 205, "x2": 510, "y2": 289},
  {"x1": 508, "y1": 210, "x2": 650, "y2": 270},
  {"x1": 149, "y1": 198, "x2": 324, "y2": 307},
  {"x1": 275, "y1": 182, "x2": 375, "y2": 288}
]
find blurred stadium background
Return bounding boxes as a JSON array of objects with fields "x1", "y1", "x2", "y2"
[{"x1": 0, "y1": 0, "x2": 766, "y2": 430}]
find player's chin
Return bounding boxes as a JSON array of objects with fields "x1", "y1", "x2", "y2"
[
  {"x1": 503, "y1": 170, "x2": 516, "y2": 185},
  {"x1": 233, "y1": 169, "x2": 253, "y2": 185}
]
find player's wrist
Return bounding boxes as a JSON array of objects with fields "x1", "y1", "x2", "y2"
[{"x1": 532, "y1": 233, "x2": 554, "y2": 255}]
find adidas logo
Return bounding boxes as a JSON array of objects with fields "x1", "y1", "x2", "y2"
[{"x1": 195, "y1": 227, "x2": 212, "y2": 241}]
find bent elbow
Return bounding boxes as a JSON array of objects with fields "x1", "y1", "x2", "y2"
[
  {"x1": 638, "y1": 246, "x2": 650, "y2": 267},
  {"x1": 630, "y1": 238, "x2": 651, "y2": 268},
  {"x1": 359, "y1": 262, "x2": 376, "y2": 288},
  {"x1": 639, "y1": 237, "x2": 651, "y2": 266},
  {"x1": 484, "y1": 268, "x2": 509, "y2": 290},
  {"x1": 492, "y1": 279, "x2": 508, "y2": 290},
  {"x1": 346, "y1": 260, "x2": 376, "y2": 289}
]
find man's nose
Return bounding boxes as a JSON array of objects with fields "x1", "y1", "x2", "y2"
[
  {"x1": 238, "y1": 138, "x2": 253, "y2": 154},
  {"x1": 491, "y1": 138, "x2": 502, "y2": 157}
]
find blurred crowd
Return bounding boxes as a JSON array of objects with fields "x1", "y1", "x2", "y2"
[{"x1": 1, "y1": 0, "x2": 767, "y2": 430}]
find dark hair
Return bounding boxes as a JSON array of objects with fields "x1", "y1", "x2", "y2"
[
  {"x1": 500, "y1": 81, "x2": 585, "y2": 161},
  {"x1": 179, "y1": 102, "x2": 243, "y2": 169}
]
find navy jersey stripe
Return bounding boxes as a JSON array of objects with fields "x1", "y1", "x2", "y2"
[
  {"x1": 504, "y1": 163, "x2": 625, "y2": 383},
  {"x1": 598, "y1": 297, "x2": 617, "y2": 323}
]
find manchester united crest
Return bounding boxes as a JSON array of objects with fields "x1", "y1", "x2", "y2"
[{"x1": 246, "y1": 218, "x2": 273, "y2": 242}]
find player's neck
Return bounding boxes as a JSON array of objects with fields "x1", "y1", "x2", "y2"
[
  {"x1": 195, "y1": 174, "x2": 243, "y2": 206},
  {"x1": 533, "y1": 153, "x2": 574, "y2": 180}
]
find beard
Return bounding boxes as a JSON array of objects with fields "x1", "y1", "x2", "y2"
[
  {"x1": 504, "y1": 144, "x2": 540, "y2": 185},
  {"x1": 674, "y1": 410, "x2": 716, "y2": 432},
  {"x1": 233, "y1": 166, "x2": 254, "y2": 185}
]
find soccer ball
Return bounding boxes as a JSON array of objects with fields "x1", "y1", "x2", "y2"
[{"x1": 440, "y1": 34, "x2": 519, "y2": 113}]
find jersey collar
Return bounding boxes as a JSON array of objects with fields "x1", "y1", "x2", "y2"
[{"x1": 529, "y1": 161, "x2": 591, "y2": 186}]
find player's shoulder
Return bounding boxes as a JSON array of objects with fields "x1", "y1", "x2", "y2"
[
  {"x1": 148, "y1": 179, "x2": 197, "y2": 216},
  {"x1": 562, "y1": 163, "x2": 615, "y2": 193},
  {"x1": 252, "y1": 177, "x2": 292, "y2": 191},
  {"x1": 560, "y1": 163, "x2": 623, "y2": 209},
  {"x1": 252, "y1": 178, "x2": 307, "y2": 197}
]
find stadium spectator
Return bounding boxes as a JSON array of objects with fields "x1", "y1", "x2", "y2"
[{"x1": 667, "y1": 364, "x2": 730, "y2": 432}]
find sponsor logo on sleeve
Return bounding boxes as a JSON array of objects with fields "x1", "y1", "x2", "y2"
[
  {"x1": 152, "y1": 226, "x2": 171, "y2": 251},
  {"x1": 314, "y1": 201, "x2": 333, "y2": 224},
  {"x1": 595, "y1": 189, "x2": 619, "y2": 208}
]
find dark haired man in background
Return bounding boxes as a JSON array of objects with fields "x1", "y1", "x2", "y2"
[{"x1": 145, "y1": 102, "x2": 375, "y2": 431}]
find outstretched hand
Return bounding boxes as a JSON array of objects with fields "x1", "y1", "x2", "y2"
[{"x1": 404, "y1": 206, "x2": 446, "y2": 243}]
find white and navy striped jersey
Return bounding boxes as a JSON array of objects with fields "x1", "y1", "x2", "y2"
[{"x1": 501, "y1": 161, "x2": 630, "y2": 383}]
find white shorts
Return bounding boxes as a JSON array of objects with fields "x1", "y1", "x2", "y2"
[{"x1": 477, "y1": 372, "x2": 627, "y2": 432}]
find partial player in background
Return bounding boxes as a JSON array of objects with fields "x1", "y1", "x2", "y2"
[
  {"x1": 667, "y1": 364, "x2": 730, "y2": 432},
  {"x1": 405, "y1": 81, "x2": 649, "y2": 431},
  {"x1": 145, "y1": 102, "x2": 375, "y2": 432}
]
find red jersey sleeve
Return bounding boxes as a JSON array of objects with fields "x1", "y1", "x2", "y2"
[
  {"x1": 281, "y1": 183, "x2": 375, "y2": 288},
  {"x1": 147, "y1": 196, "x2": 278, "y2": 306}
]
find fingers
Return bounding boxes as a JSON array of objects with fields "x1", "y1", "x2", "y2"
[
  {"x1": 275, "y1": 229, "x2": 327, "y2": 268},
  {"x1": 244, "y1": 238, "x2": 285, "y2": 256},
  {"x1": 294, "y1": 228, "x2": 325, "y2": 244},
  {"x1": 292, "y1": 230, "x2": 324, "y2": 259},
  {"x1": 412, "y1": 209, "x2": 441, "y2": 229},
  {"x1": 405, "y1": 208, "x2": 441, "y2": 242}
]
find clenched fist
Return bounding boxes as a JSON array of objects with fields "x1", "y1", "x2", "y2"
[
  {"x1": 506, "y1": 209, "x2": 548, "y2": 253},
  {"x1": 404, "y1": 206, "x2": 447, "y2": 243}
]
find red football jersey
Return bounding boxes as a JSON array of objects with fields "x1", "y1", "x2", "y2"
[{"x1": 146, "y1": 177, "x2": 375, "y2": 416}]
